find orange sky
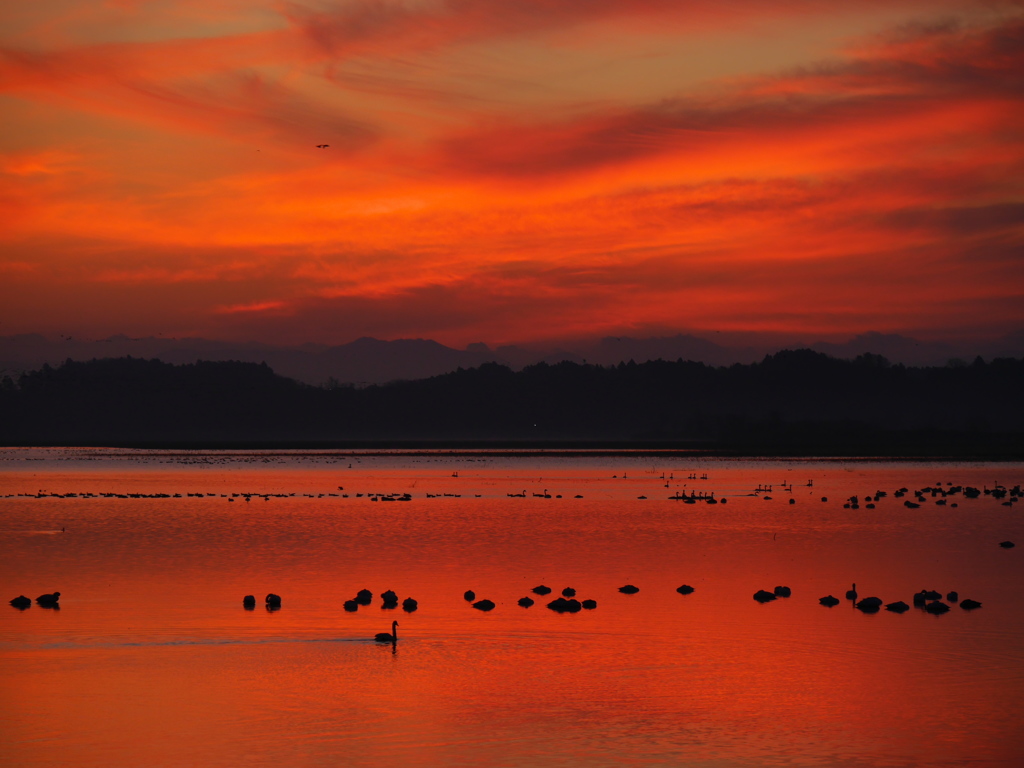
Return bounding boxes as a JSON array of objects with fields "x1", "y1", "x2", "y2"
[{"x1": 1, "y1": 0, "x2": 1022, "y2": 348}]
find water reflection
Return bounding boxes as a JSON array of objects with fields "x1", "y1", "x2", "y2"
[{"x1": 0, "y1": 450, "x2": 1022, "y2": 767}]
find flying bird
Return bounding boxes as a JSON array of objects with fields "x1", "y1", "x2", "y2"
[{"x1": 316, "y1": 144, "x2": 330, "y2": 148}]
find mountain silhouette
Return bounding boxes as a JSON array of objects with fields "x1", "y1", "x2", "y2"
[{"x1": 2, "y1": 352, "x2": 1022, "y2": 455}]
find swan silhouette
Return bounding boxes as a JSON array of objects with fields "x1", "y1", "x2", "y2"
[
  {"x1": 375, "y1": 620, "x2": 398, "y2": 642},
  {"x1": 845, "y1": 583, "x2": 857, "y2": 601}
]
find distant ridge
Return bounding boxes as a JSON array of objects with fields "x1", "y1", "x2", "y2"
[
  {"x1": 3, "y1": 352, "x2": 1023, "y2": 455},
  {"x1": 1, "y1": 331, "x2": 1021, "y2": 387}
]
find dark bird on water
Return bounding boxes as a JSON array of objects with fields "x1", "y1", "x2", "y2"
[
  {"x1": 242, "y1": 595, "x2": 256, "y2": 609},
  {"x1": 846, "y1": 583, "x2": 857, "y2": 601},
  {"x1": 619, "y1": 585, "x2": 639, "y2": 594},
  {"x1": 581, "y1": 599, "x2": 597, "y2": 609},
  {"x1": 375, "y1": 620, "x2": 398, "y2": 642},
  {"x1": 10, "y1": 595, "x2": 31, "y2": 609},
  {"x1": 773, "y1": 586, "x2": 791, "y2": 597},
  {"x1": 819, "y1": 595, "x2": 840, "y2": 607},
  {"x1": 999, "y1": 541, "x2": 1015, "y2": 548},
  {"x1": 402, "y1": 597, "x2": 418, "y2": 612},
  {"x1": 344, "y1": 600, "x2": 359, "y2": 612},
  {"x1": 36, "y1": 592, "x2": 60, "y2": 607},
  {"x1": 753, "y1": 590, "x2": 776, "y2": 603},
  {"x1": 561, "y1": 587, "x2": 576, "y2": 597},
  {"x1": 547, "y1": 597, "x2": 582, "y2": 613},
  {"x1": 464, "y1": 590, "x2": 476, "y2": 601},
  {"x1": 265, "y1": 593, "x2": 281, "y2": 608},
  {"x1": 925, "y1": 601, "x2": 950, "y2": 614},
  {"x1": 855, "y1": 596, "x2": 883, "y2": 612},
  {"x1": 676, "y1": 584, "x2": 695, "y2": 595},
  {"x1": 518, "y1": 596, "x2": 535, "y2": 607},
  {"x1": 355, "y1": 589, "x2": 373, "y2": 605},
  {"x1": 473, "y1": 599, "x2": 495, "y2": 611},
  {"x1": 885, "y1": 601, "x2": 910, "y2": 613},
  {"x1": 532, "y1": 585, "x2": 552, "y2": 595},
  {"x1": 960, "y1": 599, "x2": 982, "y2": 610}
]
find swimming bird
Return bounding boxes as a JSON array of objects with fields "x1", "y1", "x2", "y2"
[
  {"x1": 9, "y1": 595, "x2": 31, "y2": 609},
  {"x1": 676, "y1": 584, "x2": 695, "y2": 595},
  {"x1": 472, "y1": 599, "x2": 495, "y2": 611},
  {"x1": 773, "y1": 586, "x2": 791, "y2": 597},
  {"x1": 464, "y1": 590, "x2": 476, "y2": 601},
  {"x1": 960, "y1": 599, "x2": 982, "y2": 610},
  {"x1": 753, "y1": 590, "x2": 776, "y2": 603},
  {"x1": 36, "y1": 592, "x2": 60, "y2": 607},
  {"x1": 518, "y1": 596, "x2": 535, "y2": 607},
  {"x1": 855, "y1": 596, "x2": 883, "y2": 612},
  {"x1": 619, "y1": 585, "x2": 639, "y2": 594},
  {"x1": 532, "y1": 585, "x2": 552, "y2": 595},
  {"x1": 819, "y1": 595, "x2": 840, "y2": 607},
  {"x1": 402, "y1": 597, "x2": 418, "y2": 612},
  {"x1": 265, "y1": 593, "x2": 281, "y2": 608},
  {"x1": 242, "y1": 595, "x2": 256, "y2": 609},
  {"x1": 846, "y1": 583, "x2": 857, "y2": 601},
  {"x1": 375, "y1": 620, "x2": 398, "y2": 642},
  {"x1": 562, "y1": 587, "x2": 576, "y2": 597}
]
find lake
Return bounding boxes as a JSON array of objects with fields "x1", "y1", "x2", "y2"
[{"x1": 1, "y1": 448, "x2": 1022, "y2": 767}]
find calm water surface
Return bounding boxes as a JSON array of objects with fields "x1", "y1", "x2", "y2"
[{"x1": 1, "y1": 449, "x2": 1022, "y2": 767}]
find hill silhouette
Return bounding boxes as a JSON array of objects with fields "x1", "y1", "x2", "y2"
[{"x1": 2, "y1": 352, "x2": 1022, "y2": 455}]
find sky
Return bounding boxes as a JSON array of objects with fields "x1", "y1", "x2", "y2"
[{"x1": 1, "y1": 0, "x2": 1022, "y2": 349}]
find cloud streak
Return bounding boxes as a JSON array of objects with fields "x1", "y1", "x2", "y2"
[{"x1": 0, "y1": 1, "x2": 1021, "y2": 347}]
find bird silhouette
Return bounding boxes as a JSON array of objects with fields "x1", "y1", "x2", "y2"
[{"x1": 375, "y1": 620, "x2": 398, "y2": 642}]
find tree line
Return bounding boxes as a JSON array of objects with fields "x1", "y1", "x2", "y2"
[{"x1": 2, "y1": 351, "x2": 1022, "y2": 455}]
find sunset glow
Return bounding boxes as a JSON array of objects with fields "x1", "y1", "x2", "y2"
[{"x1": 2, "y1": 1, "x2": 1022, "y2": 347}]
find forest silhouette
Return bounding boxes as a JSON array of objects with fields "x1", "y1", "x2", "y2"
[{"x1": 2, "y1": 351, "x2": 1022, "y2": 455}]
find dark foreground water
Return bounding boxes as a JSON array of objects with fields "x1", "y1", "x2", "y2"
[{"x1": 1, "y1": 449, "x2": 1022, "y2": 767}]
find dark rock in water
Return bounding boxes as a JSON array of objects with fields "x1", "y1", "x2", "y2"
[
  {"x1": 547, "y1": 597, "x2": 582, "y2": 613},
  {"x1": 885, "y1": 601, "x2": 910, "y2": 613},
  {"x1": 10, "y1": 595, "x2": 31, "y2": 609},
  {"x1": 381, "y1": 590, "x2": 398, "y2": 605},
  {"x1": 36, "y1": 592, "x2": 60, "y2": 607},
  {"x1": 676, "y1": 584, "x2": 695, "y2": 595},
  {"x1": 925, "y1": 601, "x2": 950, "y2": 614},
  {"x1": 946, "y1": 591, "x2": 959, "y2": 602},
  {"x1": 517, "y1": 596, "x2": 535, "y2": 608},
  {"x1": 242, "y1": 595, "x2": 256, "y2": 609},
  {"x1": 464, "y1": 590, "x2": 476, "y2": 602},
  {"x1": 999, "y1": 541, "x2": 1015, "y2": 548},
  {"x1": 355, "y1": 589, "x2": 373, "y2": 605},
  {"x1": 618, "y1": 584, "x2": 639, "y2": 594},
  {"x1": 265, "y1": 593, "x2": 282, "y2": 608},
  {"x1": 856, "y1": 597, "x2": 882, "y2": 612},
  {"x1": 753, "y1": 590, "x2": 776, "y2": 603},
  {"x1": 561, "y1": 587, "x2": 576, "y2": 597},
  {"x1": 581, "y1": 599, "x2": 597, "y2": 609},
  {"x1": 472, "y1": 599, "x2": 495, "y2": 611},
  {"x1": 402, "y1": 597, "x2": 418, "y2": 612},
  {"x1": 819, "y1": 595, "x2": 840, "y2": 607},
  {"x1": 960, "y1": 599, "x2": 982, "y2": 610},
  {"x1": 532, "y1": 585, "x2": 552, "y2": 595},
  {"x1": 773, "y1": 586, "x2": 791, "y2": 598},
  {"x1": 343, "y1": 600, "x2": 359, "y2": 612}
]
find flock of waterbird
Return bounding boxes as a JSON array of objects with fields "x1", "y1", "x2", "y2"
[{"x1": 8, "y1": 477, "x2": 1018, "y2": 643}]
